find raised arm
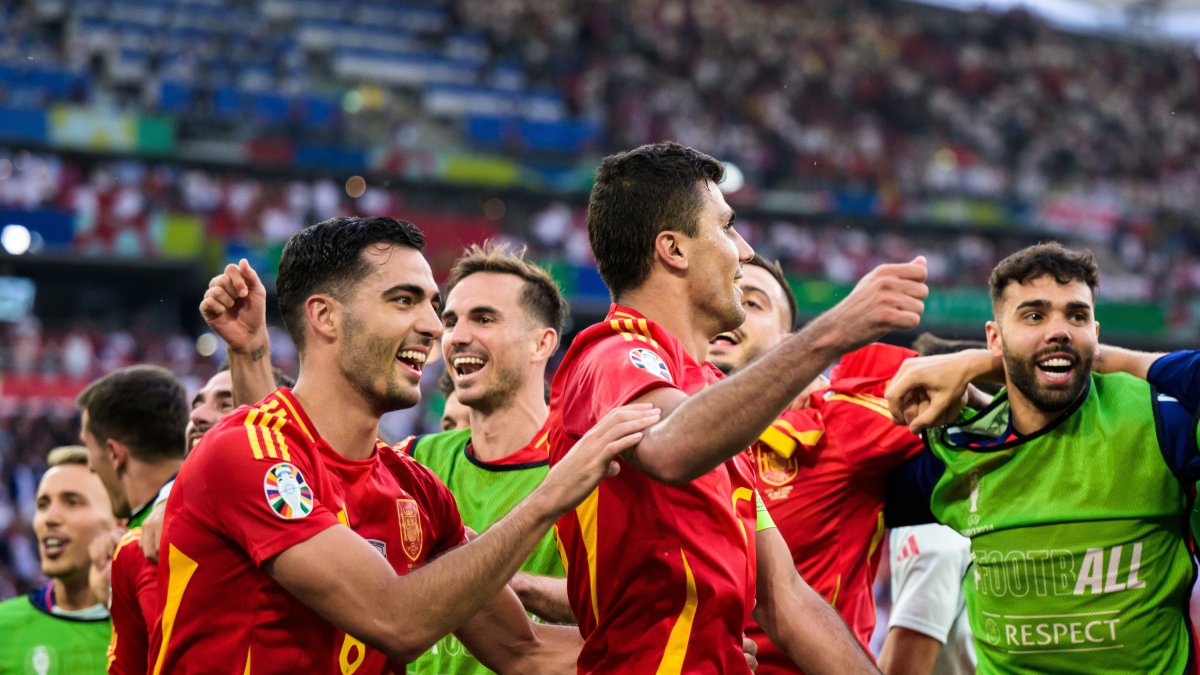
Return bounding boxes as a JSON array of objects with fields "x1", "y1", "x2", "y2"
[
  {"x1": 266, "y1": 404, "x2": 657, "y2": 663},
  {"x1": 751, "y1": 527, "x2": 880, "y2": 674},
  {"x1": 884, "y1": 349, "x2": 1000, "y2": 433},
  {"x1": 199, "y1": 259, "x2": 277, "y2": 405},
  {"x1": 627, "y1": 260, "x2": 928, "y2": 484}
]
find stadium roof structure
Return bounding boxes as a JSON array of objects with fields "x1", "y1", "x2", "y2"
[{"x1": 915, "y1": 0, "x2": 1200, "y2": 42}]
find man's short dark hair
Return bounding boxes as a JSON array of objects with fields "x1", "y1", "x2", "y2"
[
  {"x1": 747, "y1": 254, "x2": 798, "y2": 331},
  {"x1": 989, "y1": 242, "x2": 1100, "y2": 306},
  {"x1": 587, "y1": 142, "x2": 725, "y2": 300},
  {"x1": 277, "y1": 216, "x2": 426, "y2": 351},
  {"x1": 444, "y1": 241, "x2": 568, "y2": 334},
  {"x1": 77, "y1": 365, "x2": 188, "y2": 463}
]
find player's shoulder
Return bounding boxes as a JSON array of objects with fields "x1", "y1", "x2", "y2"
[
  {"x1": 194, "y1": 392, "x2": 319, "y2": 467},
  {"x1": 0, "y1": 594, "x2": 31, "y2": 622},
  {"x1": 111, "y1": 528, "x2": 151, "y2": 572},
  {"x1": 377, "y1": 439, "x2": 453, "y2": 496},
  {"x1": 410, "y1": 428, "x2": 472, "y2": 457}
]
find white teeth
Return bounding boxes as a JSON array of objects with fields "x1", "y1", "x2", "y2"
[
  {"x1": 1040, "y1": 358, "x2": 1071, "y2": 367},
  {"x1": 453, "y1": 356, "x2": 485, "y2": 367},
  {"x1": 397, "y1": 350, "x2": 427, "y2": 365},
  {"x1": 44, "y1": 537, "x2": 66, "y2": 547}
]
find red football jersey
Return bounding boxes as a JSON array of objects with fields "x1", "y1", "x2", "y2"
[
  {"x1": 151, "y1": 388, "x2": 465, "y2": 675},
  {"x1": 548, "y1": 305, "x2": 759, "y2": 674},
  {"x1": 109, "y1": 529, "x2": 157, "y2": 674},
  {"x1": 746, "y1": 343, "x2": 923, "y2": 674}
]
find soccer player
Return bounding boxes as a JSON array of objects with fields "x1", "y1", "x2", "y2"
[
  {"x1": 548, "y1": 142, "x2": 928, "y2": 673},
  {"x1": 708, "y1": 255, "x2": 926, "y2": 672},
  {"x1": 884, "y1": 243, "x2": 1200, "y2": 673},
  {"x1": 206, "y1": 242, "x2": 577, "y2": 674},
  {"x1": 77, "y1": 365, "x2": 189, "y2": 675},
  {"x1": 154, "y1": 216, "x2": 657, "y2": 673},
  {"x1": 0, "y1": 446, "x2": 114, "y2": 674}
]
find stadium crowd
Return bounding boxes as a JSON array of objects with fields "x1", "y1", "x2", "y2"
[
  {"x1": 5, "y1": 0, "x2": 1200, "y2": 216},
  {"x1": 2, "y1": 150, "x2": 1199, "y2": 316}
]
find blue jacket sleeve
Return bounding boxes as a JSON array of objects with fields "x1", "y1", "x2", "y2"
[
  {"x1": 1147, "y1": 350, "x2": 1200, "y2": 413},
  {"x1": 884, "y1": 447, "x2": 946, "y2": 527}
]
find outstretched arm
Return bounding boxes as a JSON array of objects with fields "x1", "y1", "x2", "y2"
[
  {"x1": 199, "y1": 259, "x2": 277, "y2": 405},
  {"x1": 752, "y1": 527, "x2": 879, "y2": 674},
  {"x1": 627, "y1": 260, "x2": 929, "y2": 484},
  {"x1": 267, "y1": 404, "x2": 657, "y2": 663}
]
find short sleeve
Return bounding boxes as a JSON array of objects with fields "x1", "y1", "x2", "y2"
[
  {"x1": 184, "y1": 423, "x2": 340, "y2": 565},
  {"x1": 559, "y1": 336, "x2": 682, "y2": 438},
  {"x1": 823, "y1": 343, "x2": 923, "y2": 473},
  {"x1": 888, "y1": 524, "x2": 971, "y2": 643},
  {"x1": 1147, "y1": 350, "x2": 1200, "y2": 412}
]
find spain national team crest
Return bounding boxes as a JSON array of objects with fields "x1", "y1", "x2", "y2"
[
  {"x1": 396, "y1": 499, "x2": 424, "y2": 561},
  {"x1": 757, "y1": 450, "x2": 799, "y2": 487},
  {"x1": 628, "y1": 347, "x2": 672, "y2": 382},
  {"x1": 263, "y1": 462, "x2": 314, "y2": 519}
]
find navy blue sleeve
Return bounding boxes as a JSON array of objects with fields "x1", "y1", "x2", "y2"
[
  {"x1": 1152, "y1": 389, "x2": 1200, "y2": 483},
  {"x1": 1147, "y1": 350, "x2": 1200, "y2": 413},
  {"x1": 884, "y1": 445, "x2": 946, "y2": 527}
]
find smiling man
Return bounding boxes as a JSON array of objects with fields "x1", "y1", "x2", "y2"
[
  {"x1": 0, "y1": 446, "x2": 114, "y2": 674},
  {"x1": 884, "y1": 242, "x2": 1200, "y2": 673}
]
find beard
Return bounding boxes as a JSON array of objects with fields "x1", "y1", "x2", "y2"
[
  {"x1": 455, "y1": 359, "x2": 523, "y2": 414},
  {"x1": 1003, "y1": 344, "x2": 1093, "y2": 414},
  {"x1": 339, "y1": 311, "x2": 420, "y2": 415}
]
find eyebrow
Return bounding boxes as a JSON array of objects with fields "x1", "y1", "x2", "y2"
[
  {"x1": 740, "y1": 285, "x2": 773, "y2": 303},
  {"x1": 383, "y1": 284, "x2": 441, "y2": 310},
  {"x1": 726, "y1": 209, "x2": 737, "y2": 225}
]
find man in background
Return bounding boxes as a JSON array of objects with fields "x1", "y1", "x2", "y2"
[
  {"x1": 0, "y1": 446, "x2": 114, "y2": 674},
  {"x1": 77, "y1": 365, "x2": 189, "y2": 675}
]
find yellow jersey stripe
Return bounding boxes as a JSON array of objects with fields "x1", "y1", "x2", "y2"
[
  {"x1": 152, "y1": 544, "x2": 200, "y2": 675},
  {"x1": 655, "y1": 549, "x2": 699, "y2": 675},
  {"x1": 867, "y1": 512, "x2": 886, "y2": 559},
  {"x1": 243, "y1": 647, "x2": 251, "y2": 675},
  {"x1": 260, "y1": 412, "x2": 278, "y2": 459},
  {"x1": 244, "y1": 410, "x2": 265, "y2": 460},
  {"x1": 830, "y1": 574, "x2": 843, "y2": 607},
  {"x1": 261, "y1": 399, "x2": 279, "y2": 412},
  {"x1": 576, "y1": 488, "x2": 602, "y2": 622},
  {"x1": 825, "y1": 393, "x2": 893, "y2": 420},
  {"x1": 731, "y1": 487, "x2": 753, "y2": 544},
  {"x1": 269, "y1": 414, "x2": 290, "y2": 462},
  {"x1": 758, "y1": 425, "x2": 800, "y2": 459},
  {"x1": 553, "y1": 524, "x2": 568, "y2": 575},
  {"x1": 275, "y1": 394, "x2": 315, "y2": 442}
]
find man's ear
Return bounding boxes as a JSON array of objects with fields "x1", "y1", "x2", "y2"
[
  {"x1": 306, "y1": 295, "x2": 339, "y2": 344},
  {"x1": 530, "y1": 327, "x2": 559, "y2": 364},
  {"x1": 653, "y1": 230, "x2": 689, "y2": 273},
  {"x1": 107, "y1": 438, "x2": 129, "y2": 473},
  {"x1": 985, "y1": 321, "x2": 1003, "y2": 357}
]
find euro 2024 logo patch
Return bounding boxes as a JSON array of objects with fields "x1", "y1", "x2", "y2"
[
  {"x1": 264, "y1": 462, "x2": 314, "y2": 519},
  {"x1": 628, "y1": 348, "x2": 672, "y2": 382}
]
